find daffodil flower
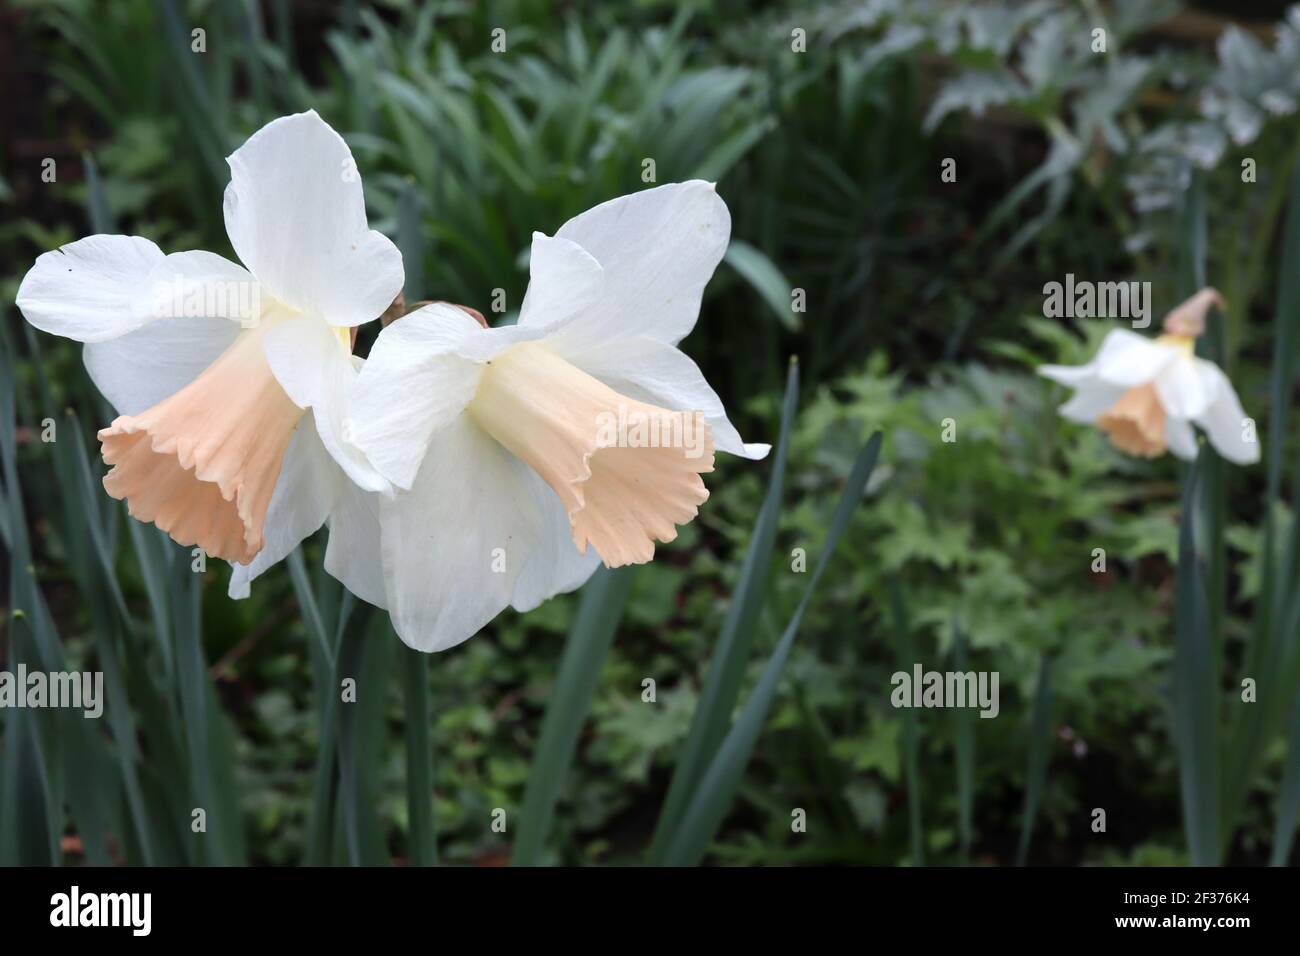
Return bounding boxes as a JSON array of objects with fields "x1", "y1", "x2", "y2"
[
  {"x1": 1039, "y1": 288, "x2": 1258, "y2": 463},
  {"x1": 15, "y1": 111, "x2": 401, "y2": 602},
  {"x1": 347, "y1": 181, "x2": 769, "y2": 651}
]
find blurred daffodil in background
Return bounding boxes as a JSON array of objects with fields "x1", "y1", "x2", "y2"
[{"x1": 1039, "y1": 289, "x2": 1259, "y2": 464}]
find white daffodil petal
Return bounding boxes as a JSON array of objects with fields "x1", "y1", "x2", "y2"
[
  {"x1": 380, "y1": 417, "x2": 544, "y2": 652},
  {"x1": 1056, "y1": 378, "x2": 1124, "y2": 423},
  {"x1": 223, "y1": 110, "x2": 403, "y2": 326},
  {"x1": 84, "y1": 316, "x2": 241, "y2": 416},
  {"x1": 228, "y1": 420, "x2": 337, "y2": 599},
  {"x1": 1193, "y1": 365, "x2": 1260, "y2": 465},
  {"x1": 138, "y1": 250, "x2": 262, "y2": 325},
  {"x1": 1093, "y1": 329, "x2": 1178, "y2": 386},
  {"x1": 547, "y1": 180, "x2": 730, "y2": 350},
  {"x1": 559, "y1": 335, "x2": 769, "y2": 459},
  {"x1": 348, "y1": 304, "x2": 486, "y2": 490},
  {"x1": 83, "y1": 250, "x2": 258, "y2": 416},
  {"x1": 1166, "y1": 417, "x2": 1199, "y2": 460},
  {"x1": 263, "y1": 317, "x2": 391, "y2": 494},
  {"x1": 450, "y1": 316, "x2": 561, "y2": 363},
  {"x1": 16, "y1": 235, "x2": 164, "y2": 342},
  {"x1": 518, "y1": 233, "x2": 604, "y2": 328},
  {"x1": 511, "y1": 468, "x2": 603, "y2": 613},
  {"x1": 1155, "y1": 357, "x2": 1215, "y2": 420},
  {"x1": 324, "y1": 480, "x2": 387, "y2": 609},
  {"x1": 1038, "y1": 362, "x2": 1098, "y2": 387}
]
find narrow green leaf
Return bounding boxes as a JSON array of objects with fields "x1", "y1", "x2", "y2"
[
  {"x1": 1270, "y1": 698, "x2": 1300, "y2": 866},
  {"x1": 305, "y1": 562, "x2": 347, "y2": 866},
  {"x1": 1226, "y1": 155, "x2": 1300, "y2": 844},
  {"x1": 397, "y1": 179, "x2": 425, "y2": 303},
  {"x1": 81, "y1": 153, "x2": 116, "y2": 233},
  {"x1": 94, "y1": 613, "x2": 158, "y2": 865},
  {"x1": 272, "y1": 0, "x2": 294, "y2": 73},
  {"x1": 172, "y1": 566, "x2": 222, "y2": 864},
  {"x1": 1273, "y1": 153, "x2": 1300, "y2": 616},
  {"x1": 648, "y1": 360, "x2": 799, "y2": 859},
  {"x1": 1016, "y1": 654, "x2": 1052, "y2": 867},
  {"x1": 658, "y1": 431, "x2": 882, "y2": 866},
  {"x1": 1173, "y1": 456, "x2": 1221, "y2": 865},
  {"x1": 400, "y1": 638, "x2": 437, "y2": 866},
  {"x1": 290, "y1": 547, "x2": 335, "y2": 668},
  {"x1": 1, "y1": 346, "x2": 135, "y2": 865},
  {"x1": 1265, "y1": 157, "x2": 1300, "y2": 511},
  {"x1": 889, "y1": 580, "x2": 924, "y2": 865},
  {"x1": 7, "y1": 704, "x2": 54, "y2": 866},
  {"x1": 130, "y1": 523, "x2": 178, "y2": 680},
  {"x1": 333, "y1": 596, "x2": 378, "y2": 865},
  {"x1": 60, "y1": 707, "x2": 118, "y2": 866},
  {"x1": 238, "y1": 0, "x2": 268, "y2": 119},
  {"x1": 513, "y1": 565, "x2": 635, "y2": 865},
  {"x1": 724, "y1": 240, "x2": 800, "y2": 332},
  {"x1": 64, "y1": 408, "x2": 132, "y2": 622},
  {"x1": 349, "y1": 610, "x2": 393, "y2": 865},
  {"x1": 694, "y1": 116, "x2": 776, "y2": 184},
  {"x1": 154, "y1": 0, "x2": 228, "y2": 185},
  {"x1": 1182, "y1": 175, "x2": 1226, "y2": 670},
  {"x1": 951, "y1": 620, "x2": 975, "y2": 862}
]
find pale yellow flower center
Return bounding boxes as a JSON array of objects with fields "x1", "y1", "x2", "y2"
[
  {"x1": 467, "y1": 342, "x2": 715, "y2": 567},
  {"x1": 333, "y1": 323, "x2": 353, "y2": 352},
  {"x1": 1156, "y1": 333, "x2": 1195, "y2": 356}
]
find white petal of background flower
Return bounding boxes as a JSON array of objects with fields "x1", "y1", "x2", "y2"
[
  {"x1": 1038, "y1": 360, "x2": 1100, "y2": 387},
  {"x1": 1092, "y1": 329, "x2": 1178, "y2": 386},
  {"x1": 1194, "y1": 364, "x2": 1260, "y2": 464},
  {"x1": 1056, "y1": 378, "x2": 1124, "y2": 423},
  {"x1": 222, "y1": 109, "x2": 403, "y2": 327},
  {"x1": 1154, "y1": 356, "x2": 1216, "y2": 419},
  {"x1": 1166, "y1": 417, "x2": 1199, "y2": 460}
]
